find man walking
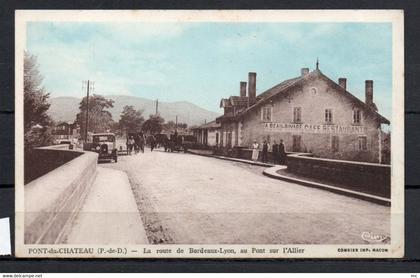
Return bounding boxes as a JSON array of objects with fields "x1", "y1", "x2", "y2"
[
  {"x1": 279, "y1": 139, "x2": 286, "y2": 164},
  {"x1": 127, "y1": 136, "x2": 135, "y2": 155},
  {"x1": 261, "y1": 139, "x2": 270, "y2": 163},
  {"x1": 272, "y1": 140, "x2": 279, "y2": 164},
  {"x1": 150, "y1": 134, "x2": 156, "y2": 152},
  {"x1": 138, "y1": 132, "x2": 145, "y2": 153}
]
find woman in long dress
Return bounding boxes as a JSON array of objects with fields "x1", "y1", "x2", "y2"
[{"x1": 251, "y1": 140, "x2": 259, "y2": 161}]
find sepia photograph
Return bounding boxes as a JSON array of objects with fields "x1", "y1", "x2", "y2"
[{"x1": 15, "y1": 10, "x2": 404, "y2": 258}]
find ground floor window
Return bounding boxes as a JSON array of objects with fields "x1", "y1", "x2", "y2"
[
  {"x1": 358, "y1": 136, "x2": 367, "y2": 150},
  {"x1": 332, "y1": 136, "x2": 339, "y2": 152}
]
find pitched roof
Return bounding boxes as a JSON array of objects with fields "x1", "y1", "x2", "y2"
[
  {"x1": 220, "y1": 96, "x2": 249, "y2": 108},
  {"x1": 191, "y1": 120, "x2": 221, "y2": 130},
  {"x1": 256, "y1": 76, "x2": 302, "y2": 101},
  {"x1": 239, "y1": 69, "x2": 389, "y2": 125}
]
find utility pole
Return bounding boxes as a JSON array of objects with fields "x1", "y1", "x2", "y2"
[
  {"x1": 155, "y1": 99, "x2": 159, "y2": 115},
  {"x1": 175, "y1": 115, "x2": 178, "y2": 132},
  {"x1": 83, "y1": 80, "x2": 94, "y2": 143}
]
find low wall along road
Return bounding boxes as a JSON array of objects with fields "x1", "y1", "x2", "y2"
[
  {"x1": 286, "y1": 153, "x2": 391, "y2": 198},
  {"x1": 24, "y1": 146, "x2": 98, "y2": 244}
]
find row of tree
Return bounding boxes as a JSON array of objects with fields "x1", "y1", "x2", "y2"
[
  {"x1": 74, "y1": 95, "x2": 188, "y2": 136},
  {"x1": 24, "y1": 52, "x2": 189, "y2": 154}
]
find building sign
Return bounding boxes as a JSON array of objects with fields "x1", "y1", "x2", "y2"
[{"x1": 263, "y1": 123, "x2": 365, "y2": 134}]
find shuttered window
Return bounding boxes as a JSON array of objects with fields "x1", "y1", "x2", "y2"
[
  {"x1": 293, "y1": 107, "x2": 302, "y2": 123},
  {"x1": 353, "y1": 109, "x2": 361, "y2": 124},
  {"x1": 261, "y1": 106, "x2": 272, "y2": 122},
  {"x1": 325, "y1": 109, "x2": 333, "y2": 123},
  {"x1": 358, "y1": 136, "x2": 367, "y2": 151}
]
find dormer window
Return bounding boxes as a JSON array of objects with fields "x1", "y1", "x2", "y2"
[{"x1": 261, "y1": 106, "x2": 272, "y2": 122}]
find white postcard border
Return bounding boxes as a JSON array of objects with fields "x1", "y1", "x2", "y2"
[{"x1": 15, "y1": 9, "x2": 404, "y2": 258}]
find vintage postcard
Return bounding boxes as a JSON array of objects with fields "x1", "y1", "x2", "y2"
[{"x1": 15, "y1": 10, "x2": 404, "y2": 258}]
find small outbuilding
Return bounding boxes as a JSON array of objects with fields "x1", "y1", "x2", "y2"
[{"x1": 191, "y1": 121, "x2": 221, "y2": 147}]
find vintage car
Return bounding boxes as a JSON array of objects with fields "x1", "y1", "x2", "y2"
[{"x1": 89, "y1": 133, "x2": 118, "y2": 162}]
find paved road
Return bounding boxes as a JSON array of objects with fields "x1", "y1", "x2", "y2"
[
  {"x1": 102, "y1": 148, "x2": 390, "y2": 244},
  {"x1": 66, "y1": 167, "x2": 148, "y2": 244}
]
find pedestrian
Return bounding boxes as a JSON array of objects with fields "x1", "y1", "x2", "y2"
[
  {"x1": 138, "y1": 133, "x2": 144, "y2": 153},
  {"x1": 279, "y1": 139, "x2": 286, "y2": 164},
  {"x1": 141, "y1": 133, "x2": 146, "y2": 153},
  {"x1": 251, "y1": 140, "x2": 259, "y2": 161},
  {"x1": 134, "y1": 134, "x2": 141, "y2": 154},
  {"x1": 261, "y1": 140, "x2": 270, "y2": 163},
  {"x1": 127, "y1": 136, "x2": 135, "y2": 155},
  {"x1": 150, "y1": 134, "x2": 156, "y2": 152},
  {"x1": 272, "y1": 140, "x2": 279, "y2": 164}
]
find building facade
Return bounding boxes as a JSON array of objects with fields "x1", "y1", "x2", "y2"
[
  {"x1": 52, "y1": 122, "x2": 80, "y2": 142},
  {"x1": 192, "y1": 121, "x2": 221, "y2": 147},
  {"x1": 216, "y1": 66, "x2": 390, "y2": 163}
]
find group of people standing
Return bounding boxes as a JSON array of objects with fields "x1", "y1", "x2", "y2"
[
  {"x1": 126, "y1": 133, "x2": 155, "y2": 155},
  {"x1": 252, "y1": 139, "x2": 286, "y2": 164}
]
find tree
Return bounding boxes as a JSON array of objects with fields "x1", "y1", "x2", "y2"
[
  {"x1": 178, "y1": 122, "x2": 188, "y2": 129},
  {"x1": 24, "y1": 52, "x2": 54, "y2": 153},
  {"x1": 142, "y1": 114, "x2": 164, "y2": 134},
  {"x1": 75, "y1": 94, "x2": 115, "y2": 136},
  {"x1": 118, "y1": 105, "x2": 144, "y2": 134},
  {"x1": 162, "y1": 120, "x2": 176, "y2": 132},
  {"x1": 162, "y1": 120, "x2": 188, "y2": 132}
]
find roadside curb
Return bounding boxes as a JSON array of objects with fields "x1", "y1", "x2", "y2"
[
  {"x1": 263, "y1": 166, "x2": 391, "y2": 207},
  {"x1": 187, "y1": 150, "x2": 274, "y2": 167},
  {"x1": 187, "y1": 150, "x2": 390, "y2": 206}
]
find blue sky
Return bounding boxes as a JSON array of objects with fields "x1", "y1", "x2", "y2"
[{"x1": 27, "y1": 22, "x2": 392, "y2": 119}]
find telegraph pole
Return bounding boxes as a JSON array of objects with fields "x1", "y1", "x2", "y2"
[
  {"x1": 155, "y1": 99, "x2": 159, "y2": 115},
  {"x1": 175, "y1": 115, "x2": 178, "y2": 132},
  {"x1": 83, "y1": 80, "x2": 94, "y2": 143}
]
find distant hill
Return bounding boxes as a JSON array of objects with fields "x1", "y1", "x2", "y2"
[{"x1": 47, "y1": 95, "x2": 221, "y2": 127}]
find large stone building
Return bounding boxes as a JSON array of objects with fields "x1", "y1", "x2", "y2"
[{"x1": 216, "y1": 65, "x2": 390, "y2": 163}]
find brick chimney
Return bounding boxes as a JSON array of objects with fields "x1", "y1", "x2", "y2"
[
  {"x1": 365, "y1": 80, "x2": 377, "y2": 111},
  {"x1": 338, "y1": 78, "x2": 347, "y2": 90},
  {"x1": 365, "y1": 80, "x2": 373, "y2": 105},
  {"x1": 248, "y1": 72, "x2": 257, "y2": 106},
  {"x1": 240, "y1": 81, "x2": 247, "y2": 97},
  {"x1": 301, "y1": 68, "x2": 309, "y2": 76}
]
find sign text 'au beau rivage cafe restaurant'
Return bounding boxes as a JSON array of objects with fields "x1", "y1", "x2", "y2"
[{"x1": 263, "y1": 123, "x2": 365, "y2": 135}]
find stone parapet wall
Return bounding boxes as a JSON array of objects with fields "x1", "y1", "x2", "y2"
[
  {"x1": 25, "y1": 144, "x2": 81, "y2": 184},
  {"x1": 24, "y1": 147, "x2": 98, "y2": 244},
  {"x1": 286, "y1": 153, "x2": 391, "y2": 198}
]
